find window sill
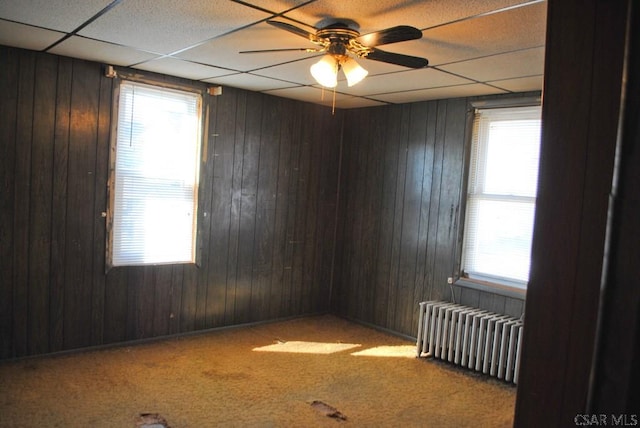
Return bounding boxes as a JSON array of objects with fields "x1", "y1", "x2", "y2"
[{"x1": 454, "y1": 277, "x2": 527, "y2": 300}]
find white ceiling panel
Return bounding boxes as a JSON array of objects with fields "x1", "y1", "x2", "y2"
[
  {"x1": 282, "y1": 0, "x2": 538, "y2": 34},
  {"x1": 0, "y1": 0, "x2": 547, "y2": 108},
  {"x1": 134, "y1": 57, "x2": 234, "y2": 81},
  {"x1": 78, "y1": 0, "x2": 271, "y2": 55},
  {"x1": 203, "y1": 73, "x2": 300, "y2": 92},
  {"x1": 339, "y1": 68, "x2": 474, "y2": 97},
  {"x1": 408, "y1": 1, "x2": 546, "y2": 66},
  {"x1": 266, "y1": 85, "x2": 353, "y2": 105},
  {"x1": 252, "y1": 55, "x2": 327, "y2": 85},
  {"x1": 488, "y1": 75, "x2": 544, "y2": 92},
  {"x1": 0, "y1": 0, "x2": 111, "y2": 32},
  {"x1": 0, "y1": 20, "x2": 64, "y2": 51},
  {"x1": 49, "y1": 36, "x2": 157, "y2": 66},
  {"x1": 439, "y1": 47, "x2": 545, "y2": 82},
  {"x1": 176, "y1": 20, "x2": 318, "y2": 72},
  {"x1": 373, "y1": 83, "x2": 508, "y2": 104}
]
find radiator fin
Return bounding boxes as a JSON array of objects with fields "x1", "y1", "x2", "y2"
[{"x1": 416, "y1": 301, "x2": 523, "y2": 384}]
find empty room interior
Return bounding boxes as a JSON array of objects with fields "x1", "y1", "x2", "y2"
[{"x1": 0, "y1": 0, "x2": 638, "y2": 426}]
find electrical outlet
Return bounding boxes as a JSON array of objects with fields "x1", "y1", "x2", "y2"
[{"x1": 447, "y1": 277, "x2": 453, "y2": 284}]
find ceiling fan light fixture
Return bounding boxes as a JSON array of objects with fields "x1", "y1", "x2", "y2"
[
  {"x1": 310, "y1": 55, "x2": 338, "y2": 88},
  {"x1": 342, "y1": 57, "x2": 368, "y2": 87}
]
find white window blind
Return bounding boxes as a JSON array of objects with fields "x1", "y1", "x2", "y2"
[
  {"x1": 462, "y1": 105, "x2": 541, "y2": 287},
  {"x1": 110, "y1": 81, "x2": 201, "y2": 266}
]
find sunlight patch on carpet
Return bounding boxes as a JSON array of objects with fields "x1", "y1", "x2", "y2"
[
  {"x1": 253, "y1": 341, "x2": 361, "y2": 354},
  {"x1": 350, "y1": 345, "x2": 416, "y2": 358}
]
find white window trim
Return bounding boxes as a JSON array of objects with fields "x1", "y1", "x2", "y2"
[
  {"x1": 457, "y1": 98, "x2": 542, "y2": 297},
  {"x1": 106, "y1": 78, "x2": 204, "y2": 269}
]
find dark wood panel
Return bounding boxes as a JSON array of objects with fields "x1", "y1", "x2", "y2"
[
  {"x1": 0, "y1": 46, "x2": 19, "y2": 359},
  {"x1": 394, "y1": 102, "x2": 429, "y2": 334},
  {"x1": 49, "y1": 56, "x2": 73, "y2": 353},
  {"x1": 268, "y1": 98, "x2": 294, "y2": 319},
  {"x1": 371, "y1": 105, "x2": 403, "y2": 326},
  {"x1": 27, "y1": 53, "x2": 57, "y2": 355},
  {"x1": 514, "y1": 0, "x2": 628, "y2": 424},
  {"x1": 203, "y1": 92, "x2": 230, "y2": 328},
  {"x1": 1, "y1": 46, "x2": 343, "y2": 359},
  {"x1": 63, "y1": 59, "x2": 101, "y2": 350},
  {"x1": 13, "y1": 50, "x2": 36, "y2": 357},
  {"x1": 224, "y1": 88, "x2": 247, "y2": 325},
  {"x1": 385, "y1": 105, "x2": 411, "y2": 330},
  {"x1": 335, "y1": 94, "x2": 531, "y2": 338},
  {"x1": 206, "y1": 89, "x2": 235, "y2": 327},
  {"x1": 592, "y1": 2, "x2": 640, "y2": 412},
  {"x1": 195, "y1": 96, "x2": 215, "y2": 331},
  {"x1": 251, "y1": 95, "x2": 280, "y2": 321},
  {"x1": 90, "y1": 73, "x2": 112, "y2": 345}
]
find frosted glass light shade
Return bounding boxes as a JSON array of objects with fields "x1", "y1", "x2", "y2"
[
  {"x1": 342, "y1": 58, "x2": 368, "y2": 87},
  {"x1": 310, "y1": 55, "x2": 338, "y2": 88}
]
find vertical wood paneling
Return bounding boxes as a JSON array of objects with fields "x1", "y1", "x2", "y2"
[
  {"x1": 387, "y1": 105, "x2": 411, "y2": 329},
  {"x1": 27, "y1": 53, "x2": 56, "y2": 355},
  {"x1": 13, "y1": 50, "x2": 36, "y2": 357},
  {"x1": 206, "y1": 89, "x2": 234, "y2": 326},
  {"x1": 268, "y1": 98, "x2": 294, "y2": 319},
  {"x1": 515, "y1": 0, "x2": 628, "y2": 423},
  {"x1": 0, "y1": 46, "x2": 18, "y2": 359},
  {"x1": 204, "y1": 92, "x2": 230, "y2": 328},
  {"x1": 63, "y1": 59, "x2": 100, "y2": 350},
  {"x1": 372, "y1": 105, "x2": 403, "y2": 326},
  {"x1": 90, "y1": 73, "x2": 112, "y2": 345},
  {"x1": 0, "y1": 46, "x2": 342, "y2": 359},
  {"x1": 49, "y1": 56, "x2": 73, "y2": 353},
  {"x1": 336, "y1": 95, "x2": 527, "y2": 338}
]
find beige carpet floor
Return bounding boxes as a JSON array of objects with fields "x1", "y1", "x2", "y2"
[{"x1": 0, "y1": 315, "x2": 516, "y2": 427}]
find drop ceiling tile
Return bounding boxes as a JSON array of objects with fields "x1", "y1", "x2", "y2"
[
  {"x1": 438, "y1": 47, "x2": 545, "y2": 82},
  {"x1": 0, "y1": 20, "x2": 64, "y2": 51},
  {"x1": 203, "y1": 73, "x2": 299, "y2": 92},
  {"x1": 332, "y1": 97, "x2": 388, "y2": 109},
  {"x1": 236, "y1": 1, "x2": 314, "y2": 12},
  {"x1": 266, "y1": 85, "x2": 352, "y2": 107},
  {"x1": 0, "y1": 0, "x2": 112, "y2": 32},
  {"x1": 489, "y1": 75, "x2": 543, "y2": 92},
  {"x1": 402, "y1": 1, "x2": 546, "y2": 66},
  {"x1": 282, "y1": 0, "x2": 537, "y2": 35},
  {"x1": 252, "y1": 56, "x2": 326, "y2": 86},
  {"x1": 134, "y1": 57, "x2": 233, "y2": 81},
  {"x1": 48, "y1": 36, "x2": 158, "y2": 66},
  {"x1": 79, "y1": 0, "x2": 271, "y2": 55},
  {"x1": 176, "y1": 21, "x2": 318, "y2": 72},
  {"x1": 374, "y1": 83, "x2": 507, "y2": 104},
  {"x1": 340, "y1": 68, "x2": 473, "y2": 97}
]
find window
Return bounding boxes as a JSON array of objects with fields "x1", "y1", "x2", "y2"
[
  {"x1": 461, "y1": 105, "x2": 542, "y2": 290},
  {"x1": 108, "y1": 81, "x2": 202, "y2": 267}
]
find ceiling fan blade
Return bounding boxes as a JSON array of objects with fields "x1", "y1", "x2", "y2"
[
  {"x1": 357, "y1": 26, "x2": 422, "y2": 47},
  {"x1": 365, "y1": 49, "x2": 429, "y2": 68},
  {"x1": 267, "y1": 20, "x2": 322, "y2": 44},
  {"x1": 240, "y1": 48, "x2": 320, "y2": 54}
]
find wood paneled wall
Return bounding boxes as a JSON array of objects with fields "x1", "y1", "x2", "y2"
[
  {"x1": 331, "y1": 96, "x2": 528, "y2": 338},
  {"x1": 0, "y1": 46, "x2": 342, "y2": 359},
  {"x1": 515, "y1": 0, "x2": 631, "y2": 423},
  {"x1": 0, "y1": 43, "x2": 534, "y2": 359}
]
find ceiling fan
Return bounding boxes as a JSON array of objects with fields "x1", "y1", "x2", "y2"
[{"x1": 241, "y1": 19, "x2": 429, "y2": 88}]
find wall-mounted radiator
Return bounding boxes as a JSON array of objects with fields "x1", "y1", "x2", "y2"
[{"x1": 416, "y1": 301, "x2": 524, "y2": 384}]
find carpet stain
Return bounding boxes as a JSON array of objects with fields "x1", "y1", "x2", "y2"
[
  {"x1": 310, "y1": 400, "x2": 347, "y2": 421},
  {"x1": 135, "y1": 412, "x2": 169, "y2": 428}
]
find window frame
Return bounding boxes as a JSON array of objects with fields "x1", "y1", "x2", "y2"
[
  {"x1": 455, "y1": 97, "x2": 542, "y2": 298},
  {"x1": 105, "y1": 74, "x2": 207, "y2": 270}
]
